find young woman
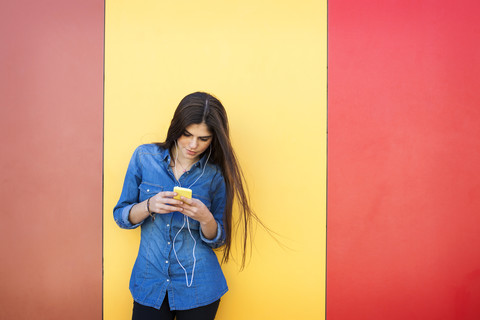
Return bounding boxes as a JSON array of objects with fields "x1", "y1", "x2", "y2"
[{"x1": 114, "y1": 92, "x2": 257, "y2": 320}]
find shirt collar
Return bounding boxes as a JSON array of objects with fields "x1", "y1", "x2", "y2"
[
  {"x1": 161, "y1": 147, "x2": 171, "y2": 163},
  {"x1": 196, "y1": 151, "x2": 210, "y2": 169}
]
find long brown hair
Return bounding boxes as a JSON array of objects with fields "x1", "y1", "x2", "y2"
[{"x1": 157, "y1": 92, "x2": 259, "y2": 268}]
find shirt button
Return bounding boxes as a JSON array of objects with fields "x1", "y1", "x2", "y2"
[
  {"x1": 146, "y1": 189, "x2": 150, "y2": 192},
  {"x1": 165, "y1": 260, "x2": 169, "y2": 264},
  {"x1": 166, "y1": 224, "x2": 170, "y2": 227},
  {"x1": 167, "y1": 242, "x2": 171, "y2": 245},
  {"x1": 167, "y1": 279, "x2": 170, "y2": 282}
]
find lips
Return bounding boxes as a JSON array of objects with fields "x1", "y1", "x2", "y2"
[{"x1": 186, "y1": 149, "x2": 196, "y2": 156}]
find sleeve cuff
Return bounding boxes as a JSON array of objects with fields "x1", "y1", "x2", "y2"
[
  {"x1": 200, "y1": 219, "x2": 225, "y2": 247},
  {"x1": 117, "y1": 204, "x2": 143, "y2": 229}
]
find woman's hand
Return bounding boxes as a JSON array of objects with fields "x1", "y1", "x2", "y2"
[
  {"x1": 148, "y1": 191, "x2": 184, "y2": 214},
  {"x1": 179, "y1": 197, "x2": 218, "y2": 239},
  {"x1": 128, "y1": 191, "x2": 183, "y2": 225}
]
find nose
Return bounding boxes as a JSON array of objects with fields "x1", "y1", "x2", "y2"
[{"x1": 188, "y1": 137, "x2": 198, "y2": 149}]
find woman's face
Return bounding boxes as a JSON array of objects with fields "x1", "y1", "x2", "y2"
[{"x1": 176, "y1": 123, "x2": 213, "y2": 162}]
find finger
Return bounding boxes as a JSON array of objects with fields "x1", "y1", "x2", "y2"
[
  {"x1": 151, "y1": 198, "x2": 182, "y2": 212},
  {"x1": 160, "y1": 191, "x2": 177, "y2": 198},
  {"x1": 177, "y1": 203, "x2": 189, "y2": 212},
  {"x1": 180, "y1": 196, "x2": 194, "y2": 205},
  {"x1": 157, "y1": 204, "x2": 184, "y2": 213},
  {"x1": 179, "y1": 203, "x2": 198, "y2": 215},
  {"x1": 181, "y1": 206, "x2": 199, "y2": 217},
  {"x1": 168, "y1": 206, "x2": 184, "y2": 212},
  {"x1": 161, "y1": 198, "x2": 184, "y2": 206}
]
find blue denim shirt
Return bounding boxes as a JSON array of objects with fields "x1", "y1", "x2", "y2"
[{"x1": 114, "y1": 144, "x2": 228, "y2": 310}]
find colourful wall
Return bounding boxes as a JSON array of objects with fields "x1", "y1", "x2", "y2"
[
  {"x1": 0, "y1": 1, "x2": 103, "y2": 319},
  {"x1": 103, "y1": 1, "x2": 326, "y2": 319},
  {"x1": 327, "y1": 1, "x2": 480, "y2": 319},
  {"x1": 3, "y1": 1, "x2": 480, "y2": 319}
]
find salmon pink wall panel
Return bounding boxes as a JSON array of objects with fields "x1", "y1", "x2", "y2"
[
  {"x1": 0, "y1": 1, "x2": 103, "y2": 319},
  {"x1": 327, "y1": 1, "x2": 480, "y2": 319}
]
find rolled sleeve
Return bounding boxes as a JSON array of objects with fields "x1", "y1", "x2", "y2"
[
  {"x1": 201, "y1": 170, "x2": 227, "y2": 248},
  {"x1": 114, "y1": 203, "x2": 144, "y2": 229},
  {"x1": 113, "y1": 146, "x2": 143, "y2": 230},
  {"x1": 200, "y1": 219, "x2": 225, "y2": 248}
]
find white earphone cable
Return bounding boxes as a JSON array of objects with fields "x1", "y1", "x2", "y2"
[{"x1": 172, "y1": 141, "x2": 212, "y2": 287}]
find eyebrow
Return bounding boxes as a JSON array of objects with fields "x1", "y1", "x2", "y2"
[{"x1": 184, "y1": 129, "x2": 212, "y2": 139}]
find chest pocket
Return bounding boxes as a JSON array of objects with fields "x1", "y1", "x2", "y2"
[{"x1": 138, "y1": 182, "x2": 164, "y2": 202}]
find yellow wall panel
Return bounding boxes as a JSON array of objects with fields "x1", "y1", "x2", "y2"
[{"x1": 104, "y1": 1, "x2": 326, "y2": 319}]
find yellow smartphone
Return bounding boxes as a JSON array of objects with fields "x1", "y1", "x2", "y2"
[{"x1": 173, "y1": 186, "x2": 192, "y2": 201}]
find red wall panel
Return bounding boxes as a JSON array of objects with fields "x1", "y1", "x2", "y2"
[
  {"x1": 327, "y1": 1, "x2": 480, "y2": 319},
  {"x1": 0, "y1": 1, "x2": 103, "y2": 319}
]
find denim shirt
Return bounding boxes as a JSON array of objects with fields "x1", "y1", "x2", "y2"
[{"x1": 114, "y1": 144, "x2": 228, "y2": 310}]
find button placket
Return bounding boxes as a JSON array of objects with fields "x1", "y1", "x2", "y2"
[{"x1": 165, "y1": 221, "x2": 173, "y2": 278}]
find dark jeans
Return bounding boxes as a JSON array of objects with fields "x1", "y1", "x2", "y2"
[{"x1": 132, "y1": 294, "x2": 220, "y2": 320}]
